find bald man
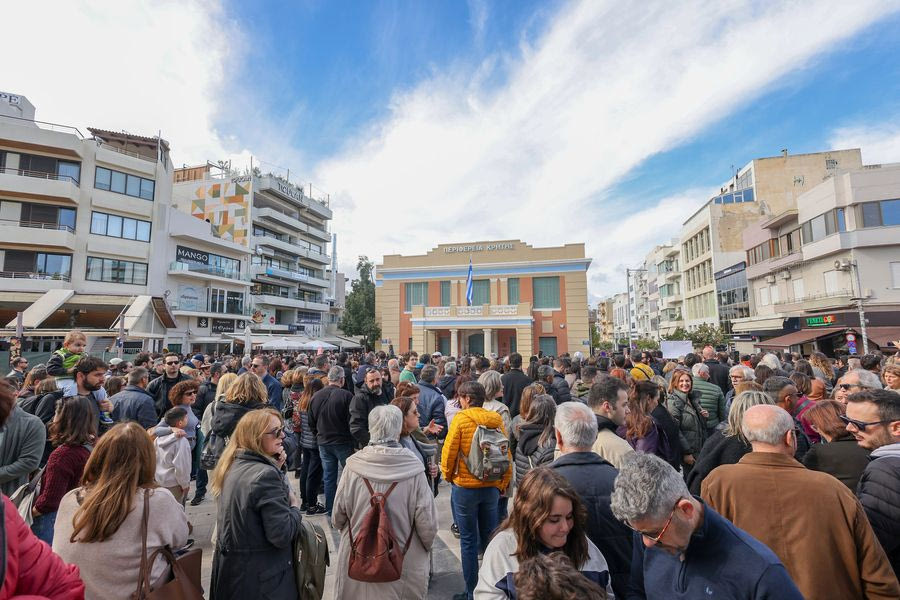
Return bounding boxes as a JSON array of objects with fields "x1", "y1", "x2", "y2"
[
  {"x1": 702, "y1": 345, "x2": 731, "y2": 395},
  {"x1": 702, "y1": 405, "x2": 898, "y2": 599}
]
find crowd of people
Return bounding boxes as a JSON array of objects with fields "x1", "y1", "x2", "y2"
[{"x1": 1, "y1": 328, "x2": 899, "y2": 599}]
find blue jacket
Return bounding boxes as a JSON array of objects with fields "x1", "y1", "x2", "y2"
[
  {"x1": 262, "y1": 373, "x2": 283, "y2": 411},
  {"x1": 111, "y1": 385, "x2": 158, "y2": 429},
  {"x1": 627, "y1": 501, "x2": 802, "y2": 599},
  {"x1": 416, "y1": 382, "x2": 448, "y2": 440}
]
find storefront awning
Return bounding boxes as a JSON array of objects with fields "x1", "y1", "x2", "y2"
[
  {"x1": 731, "y1": 316, "x2": 785, "y2": 333},
  {"x1": 754, "y1": 327, "x2": 844, "y2": 349},
  {"x1": 863, "y1": 326, "x2": 900, "y2": 350}
]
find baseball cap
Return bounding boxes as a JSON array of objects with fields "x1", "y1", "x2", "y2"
[
  {"x1": 192, "y1": 354, "x2": 204, "y2": 362},
  {"x1": 109, "y1": 358, "x2": 123, "y2": 366}
]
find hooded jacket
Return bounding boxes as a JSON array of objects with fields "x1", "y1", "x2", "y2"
[
  {"x1": 416, "y1": 382, "x2": 448, "y2": 439},
  {"x1": 211, "y1": 400, "x2": 266, "y2": 440},
  {"x1": 333, "y1": 444, "x2": 437, "y2": 600},
  {"x1": 513, "y1": 423, "x2": 555, "y2": 483},
  {"x1": 666, "y1": 389, "x2": 707, "y2": 456},
  {"x1": 548, "y1": 371, "x2": 572, "y2": 404},
  {"x1": 857, "y1": 442, "x2": 900, "y2": 577},
  {"x1": 437, "y1": 374, "x2": 457, "y2": 399},
  {"x1": 154, "y1": 432, "x2": 192, "y2": 489}
]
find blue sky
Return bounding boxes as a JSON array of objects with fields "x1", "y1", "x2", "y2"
[{"x1": 7, "y1": 1, "x2": 900, "y2": 301}]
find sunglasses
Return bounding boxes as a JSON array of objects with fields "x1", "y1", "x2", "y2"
[
  {"x1": 839, "y1": 415, "x2": 892, "y2": 432},
  {"x1": 165, "y1": 361, "x2": 180, "y2": 366},
  {"x1": 185, "y1": 390, "x2": 198, "y2": 395},
  {"x1": 837, "y1": 383, "x2": 862, "y2": 391},
  {"x1": 626, "y1": 503, "x2": 677, "y2": 544},
  {"x1": 263, "y1": 427, "x2": 285, "y2": 438}
]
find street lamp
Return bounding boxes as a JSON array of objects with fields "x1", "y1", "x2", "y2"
[
  {"x1": 834, "y1": 259, "x2": 869, "y2": 355},
  {"x1": 625, "y1": 267, "x2": 647, "y2": 354}
]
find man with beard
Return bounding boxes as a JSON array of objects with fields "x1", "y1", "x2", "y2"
[
  {"x1": 146, "y1": 353, "x2": 191, "y2": 417},
  {"x1": 349, "y1": 368, "x2": 389, "y2": 448},
  {"x1": 36, "y1": 356, "x2": 112, "y2": 436}
]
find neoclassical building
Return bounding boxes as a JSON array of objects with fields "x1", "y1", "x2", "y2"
[{"x1": 374, "y1": 240, "x2": 591, "y2": 357}]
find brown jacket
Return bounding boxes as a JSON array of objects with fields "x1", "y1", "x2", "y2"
[{"x1": 702, "y1": 452, "x2": 899, "y2": 600}]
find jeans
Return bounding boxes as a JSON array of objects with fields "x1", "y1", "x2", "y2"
[
  {"x1": 299, "y1": 446, "x2": 323, "y2": 507},
  {"x1": 319, "y1": 443, "x2": 352, "y2": 515},
  {"x1": 31, "y1": 511, "x2": 57, "y2": 545},
  {"x1": 451, "y1": 484, "x2": 500, "y2": 599},
  {"x1": 195, "y1": 468, "x2": 208, "y2": 498}
]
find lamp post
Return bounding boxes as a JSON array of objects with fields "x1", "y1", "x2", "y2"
[
  {"x1": 834, "y1": 258, "x2": 869, "y2": 355},
  {"x1": 625, "y1": 267, "x2": 647, "y2": 354}
]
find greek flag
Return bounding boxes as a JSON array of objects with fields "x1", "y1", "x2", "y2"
[{"x1": 465, "y1": 257, "x2": 474, "y2": 306}]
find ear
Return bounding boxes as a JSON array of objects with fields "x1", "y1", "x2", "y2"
[
  {"x1": 676, "y1": 497, "x2": 694, "y2": 519},
  {"x1": 889, "y1": 420, "x2": 900, "y2": 440}
]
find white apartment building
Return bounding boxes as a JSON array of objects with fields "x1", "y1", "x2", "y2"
[
  {"x1": 736, "y1": 162, "x2": 900, "y2": 356},
  {"x1": 172, "y1": 166, "x2": 333, "y2": 343},
  {"x1": 611, "y1": 291, "x2": 632, "y2": 343},
  {"x1": 640, "y1": 240, "x2": 681, "y2": 339},
  {"x1": 597, "y1": 297, "x2": 614, "y2": 343},
  {"x1": 0, "y1": 92, "x2": 175, "y2": 355}
]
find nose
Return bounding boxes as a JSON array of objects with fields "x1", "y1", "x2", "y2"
[{"x1": 642, "y1": 536, "x2": 657, "y2": 549}]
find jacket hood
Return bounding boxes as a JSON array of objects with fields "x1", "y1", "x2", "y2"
[
  {"x1": 871, "y1": 442, "x2": 900, "y2": 459},
  {"x1": 156, "y1": 432, "x2": 182, "y2": 449},
  {"x1": 596, "y1": 414, "x2": 619, "y2": 433},
  {"x1": 345, "y1": 444, "x2": 425, "y2": 481},
  {"x1": 518, "y1": 423, "x2": 550, "y2": 454}
]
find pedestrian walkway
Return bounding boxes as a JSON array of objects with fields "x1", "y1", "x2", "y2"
[{"x1": 186, "y1": 473, "x2": 465, "y2": 599}]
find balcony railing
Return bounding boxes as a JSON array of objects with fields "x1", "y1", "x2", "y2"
[
  {"x1": 0, "y1": 166, "x2": 80, "y2": 185},
  {"x1": 251, "y1": 290, "x2": 324, "y2": 302},
  {"x1": 773, "y1": 289, "x2": 852, "y2": 306},
  {"x1": 169, "y1": 300, "x2": 250, "y2": 316},
  {"x1": 416, "y1": 303, "x2": 531, "y2": 319},
  {"x1": 95, "y1": 141, "x2": 156, "y2": 163},
  {"x1": 0, "y1": 270, "x2": 71, "y2": 281},
  {"x1": 0, "y1": 113, "x2": 84, "y2": 138},
  {"x1": 169, "y1": 261, "x2": 250, "y2": 282},
  {"x1": 0, "y1": 219, "x2": 75, "y2": 233}
]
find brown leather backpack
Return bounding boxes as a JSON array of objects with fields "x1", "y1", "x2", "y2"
[{"x1": 347, "y1": 478, "x2": 414, "y2": 582}]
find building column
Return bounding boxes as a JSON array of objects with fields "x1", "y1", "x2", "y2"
[
  {"x1": 499, "y1": 278, "x2": 508, "y2": 305},
  {"x1": 412, "y1": 326, "x2": 426, "y2": 354},
  {"x1": 425, "y1": 330, "x2": 437, "y2": 354},
  {"x1": 450, "y1": 328, "x2": 459, "y2": 358},
  {"x1": 492, "y1": 329, "x2": 499, "y2": 355},
  {"x1": 516, "y1": 325, "x2": 534, "y2": 357},
  {"x1": 483, "y1": 328, "x2": 493, "y2": 356},
  {"x1": 489, "y1": 278, "x2": 499, "y2": 305}
]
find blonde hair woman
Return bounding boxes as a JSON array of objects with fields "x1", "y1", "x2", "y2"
[
  {"x1": 210, "y1": 408, "x2": 302, "y2": 599},
  {"x1": 210, "y1": 372, "x2": 269, "y2": 441},
  {"x1": 53, "y1": 422, "x2": 189, "y2": 599}
]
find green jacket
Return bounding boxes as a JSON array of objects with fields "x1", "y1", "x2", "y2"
[
  {"x1": 693, "y1": 378, "x2": 727, "y2": 430},
  {"x1": 399, "y1": 368, "x2": 417, "y2": 384}
]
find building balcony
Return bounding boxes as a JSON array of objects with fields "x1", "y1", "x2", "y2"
[
  {"x1": 251, "y1": 292, "x2": 329, "y2": 312},
  {"x1": 167, "y1": 208, "x2": 252, "y2": 256},
  {"x1": 250, "y1": 263, "x2": 329, "y2": 287},
  {"x1": 169, "y1": 298, "x2": 250, "y2": 319},
  {"x1": 94, "y1": 143, "x2": 157, "y2": 176},
  {"x1": 255, "y1": 175, "x2": 332, "y2": 220},
  {"x1": 0, "y1": 270, "x2": 72, "y2": 292},
  {"x1": 0, "y1": 114, "x2": 84, "y2": 158},
  {"x1": 772, "y1": 289, "x2": 854, "y2": 313},
  {"x1": 168, "y1": 262, "x2": 251, "y2": 285},
  {"x1": 0, "y1": 219, "x2": 76, "y2": 250},
  {"x1": 254, "y1": 206, "x2": 331, "y2": 242},
  {"x1": 411, "y1": 303, "x2": 534, "y2": 327},
  {"x1": 0, "y1": 167, "x2": 80, "y2": 205},
  {"x1": 745, "y1": 252, "x2": 802, "y2": 282}
]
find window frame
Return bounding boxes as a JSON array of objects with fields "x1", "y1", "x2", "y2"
[
  {"x1": 85, "y1": 256, "x2": 149, "y2": 285},
  {"x1": 532, "y1": 276, "x2": 561, "y2": 310},
  {"x1": 93, "y1": 166, "x2": 155, "y2": 201},
  {"x1": 89, "y1": 211, "x2": 151, "y2": 242}
]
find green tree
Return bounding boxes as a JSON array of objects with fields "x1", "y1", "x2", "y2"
[
  {"x1": 596, "y1": 340, "x2": 615, "y2": 352},
  {"x1": 662, "y1": 327, "x2": 690, "y2": 341},
  {"x1": 635, "y1": 338, "x2": 659, "y2": 351},
  {"x1": 687, "y1": 324, "x2": 727, "y2": 349},
  {"x1": 339, "y1": 256, "x2": 381, "y2": 350}
]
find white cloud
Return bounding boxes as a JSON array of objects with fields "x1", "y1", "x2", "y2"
[
  {"x1": 314, "y1": 0, "x2": 897, "y2": 298},
  {"x1": 829, "y1": 121, "x2": 900, "y2": 166}
]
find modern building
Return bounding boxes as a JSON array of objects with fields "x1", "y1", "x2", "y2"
[
  {"x1": 714, "y1": 261, "x2": 750, "y2": 346},
  {"x1": 611, "y1": 292, "x2": 631, "y2": 344},
  {"x1": 640, "y1": 240, "x2": 681, "y2": 340},
  {"x1": 172, "y1": 165, "x2": 333, "y2": 342},
  {"x1": 597, "y1": 297, "x2": 615, "y2": 343},
  {"x1": 734, "y1": 161, "x2": 900, "y2": 355},
  {"x1": 374, "y1": 240, "x2": 592, "y2": 357},
  {"x1": 680, "y1": 148, "x2": 864, "y2": 336},
  {"x1": 0, "y1": 92, "x2": 176, "y2": 355}
]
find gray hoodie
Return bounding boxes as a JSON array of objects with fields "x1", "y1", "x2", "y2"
[{"x1": 155, "y1": 432, "x2": 191, "y2": 489}]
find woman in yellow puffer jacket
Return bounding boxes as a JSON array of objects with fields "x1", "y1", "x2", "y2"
[{"x1": 441, "y1": 380, "x2": 512, "y2": 600}]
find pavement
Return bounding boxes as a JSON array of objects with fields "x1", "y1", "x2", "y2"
[{"x1": 185, "y1": 472, "x2": 466, "y2": 599}]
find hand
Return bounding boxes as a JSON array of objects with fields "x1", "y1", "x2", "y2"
[
  {"x1": 424, "y1": 419, "x2": 444, "y2": 436},
  {"x1": 172, "y1": 428, "x2": 187, "y2": 438},
  {"x1": 275, "y1": 449, "x2": 287, "y2": 469},
  {"x1": 289, "y1": 488, "x2": 300, "y2": 508},
  {"x1": 683, "y1": 454, "x2": 695, "y2": 466},
  {"x1": 700, "y1": 409, "x2": 709, "y2": 418},
  {"x1": 99, "y1": 399, "x2": 113, "y2": 413}
]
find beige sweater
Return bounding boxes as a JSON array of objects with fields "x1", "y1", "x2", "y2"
[{"x1": 53, "y1": 487, "x2": 189, "y2": 600}]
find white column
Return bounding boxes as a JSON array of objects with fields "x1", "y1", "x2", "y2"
[
  {"x1": 483, "y1": 328, "x2": 493, "y2": 356},
  {"x1": 450, "y1": 329, "x2": 459, "y2": 358},
  {"x1": 492, "y1": 329, "x2": 499, "y2": 355}
]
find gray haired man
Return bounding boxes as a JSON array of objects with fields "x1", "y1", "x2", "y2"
[
  {"x1": 308, "y1": 365, "x2": 355, "y2": 516},
  {"x1": 610, "y1": 452, "x2": 802, "y2": 599}
]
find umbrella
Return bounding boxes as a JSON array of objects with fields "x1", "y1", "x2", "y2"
[
  {"x1": 244, "y1": 325, "x2": 252, "y2": 357},
  {"x1": 260, "y1": 337, "x2": 305, "y2": 350},
  {"x1": 299, "y1": 339, "x2": 338, "y2": 351}
]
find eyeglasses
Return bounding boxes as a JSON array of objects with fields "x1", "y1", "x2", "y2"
[
  {"x1": 263, "y1": 427, "x2": 285, "y2": 438},
  {"x1": 839, "y1": 415, "x2": 893, "y2": 432},
  {"x1": 165, "y1": 361, "x2": 180, "y2": 366},
  {"x1": 251, "y1": 363, "x2": 264, "y2": 369},
  {"x1": 838, "y1": 383, "x2": 863, "y2": 391},
  {"x1": 626, "y1": 503, "x2": 678, "y2": 544}
]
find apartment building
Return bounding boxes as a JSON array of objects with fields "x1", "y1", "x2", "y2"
[
  {"x1": 597, "y1": 297, "x2": 615, "y2": 343},
  {"x1": 611, "y1": 292, "x2": 631, "y2": 343},
  {"x1": 681, "y1": 148, "x2": 864, "y2": 336},
  {"x1": 734, "y1": 162, "x2": 900, "y2": 356},
  {"x1": 0, "y1": 92, "x2": 175, "y2": 354},
  {"x1": 172, "y1": 166, "x2": 333, "y2": 343},
  {"x1": 640, "y1": 241, "x2": 682, "y2": 339}
]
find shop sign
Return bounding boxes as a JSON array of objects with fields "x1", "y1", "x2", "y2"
[
  {"x1": 176, "y1": 245, "x2": 210, "y2": 265},
  {"x1": 806, "y1": 315, "x2": 836, "y2": 327},
  {"x1": 212, "y1": 318, "x2": 235, "y2": 333},
  {"x1": 443, "y1": 243, "x2": 515, "y2": 253},
  {"x1": 198, "y1": 317, "x2": 209, "y2": 329},
  {"x1": 177, "y1": 285, "x2": 201, "y2": 311}
]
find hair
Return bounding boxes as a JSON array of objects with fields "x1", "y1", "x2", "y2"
[
  {"x1": 580, "y1": 365, "x2": 598, "y2": 383},
  {"x1": 809, "y1": 352, "x2": 834, "y2": 380},
  {"x1": 49, "y1": 395, "x2": 97, "y2": 446},
  {"x1": 70, "y1": 422, "x2": 156, "y2": 543},
  {"x1": 861, "y1": 354, "x2": 881, "y2": 371},
  {"x1": 211, "y1": 408, "x2": 281, "y2": 496},
  {"x1": 168, "y1": 379, "x2": 199, "y2": 407},
  {"x1": 452, "y1": 373, "x2": 472, "y2": 399},
  {"x1": 74, "y1": 355, "x2": 107, "y2": 379},
  {"x1": 0, "y1": 382, "x2": 15, "y2": 426},
  {"x1": 741, "y1": 405, "x2": 795, "y2": 445},
  {"x1": 444, "y1": 361, "x2": 457, "y2": 376},
  {"x1": 763, "y1": 376, "x2": 794, "y2": 403},
  {"x1": 390, "y1": 394, "x2": 417, "y2": 426},
  {"x1": 299, "y1": 375, "x2": 324, "y2": 411},
  {"x1": 725, "y1": 391, "x2": 774, "y2": 442},
  {"x1": 268, "y1": 357, "x2": 284, "y2": 378},
  {"x1": 368, "y1": 404, "x2": 403, "y2": 444},
  {"x1": 848, "y1": 368, "x2": 884, "y2": 390},
  {"x1": 216, "y1": 372, "x2": 238, "y2": 399},
  {"x1": 610, "y1": 452, "x2": 689, "y2": 523},
  {"x1": 884, "y1": 364, "x2": 900, "y2": 389},
  {"x1": 754, "y1": 364, "x2": 774, "y2": 385},
  {"x1": 478, "y1": 370, "x2": 503, "y2": 399},
  {"x1": 667, "y1": 369, "x2": 693, "y2": 394},
  {"x1": 164, "y1": 406, "x2": 189, "y2": 427},
  {"x1": 793, "y1": 360, "x2": 814, "y2": 378},
  {"x1": 789, "y1": 372, "x2": 811, "y2": 396},
  {"x1": 164, "y1": 352, "x2": 180, "y2": 362},
  {"x1": 519, "y1": 383, "x2": 546, "y2": 420},
  {"x1": 509, "y1": 352, "x2": 523, "y2": 369},
  {"x1": 803, "y1": 400, "x2": 848, "y2": 440},
  {"x1": 280, "y1": 368, "x2": 295, "y2": 387},
  {"x1": 327, "y1": 365, "x2": 345, "y2": 382},
  {"x1": 63, "y1": 329, "x2": 87, "y2": 347},
  {"x1": 503, "y1": 468, "x2": 588, "y2": 567},
  {"x1": 127, "y1": 367, "x2": 149, "y2": 386},
  {"x1": 524, "y1": 394, "x2": 557, "y2": 447},
  {"x1": 554, "y1": 401, "x2": 597, "y2": 449},
  {"x1": 729, "y1": 365, "x2": 754, "y2": 381},
  {"x1": 36, "y1": 377, "x2": 59, "y2": 395},
  {"x1": 253, "y1": 354, "x2": 271, "y2": 367},
  {"x1": 103, "y1": 376, "x2": 125, "y2": 398},
  {"x1": 457, "y1": 381, "x2": 487, "y2": 407},
  {"x1": 20, "y1": 364, "x2": 48, "y2": 392},
  {"x1": 846, "y1": 389, "x2": 900, "y2": 423},
  {"x1": 514, "y1": 552, "x2": 607, "y2": 600},
  {"x1": 626, "y1": 380, "x2": 660, "y2": 440},
  {"x1": 691, "y1": 363, "x2": 710, "y2": 377},
  {"x1": 225, "y1": 372, "x2": 269, "y2": 405},
  {"x1": 588, "y1": 377, "x2": 628, "y2": 410},
  {"x1": 537, "y1": 365, "x2": 554, "y2": 382},
  {"x1": 420, "y1": 364, "x2": 438, "y2": 384},
  {"x1": 394, "y1": 381, "x2": 419, "y2": 399}
]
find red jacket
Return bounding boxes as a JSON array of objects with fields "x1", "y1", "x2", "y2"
[{"x1": 0, "y1": 495, "x2": 84, "y2": 600}]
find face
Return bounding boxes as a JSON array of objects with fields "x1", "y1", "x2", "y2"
[
  {"x1": 403, "y1": 402, "x2": 420, "y2": 434},
  {"x1": 365, "y1": 370, "x2": 383, "y2": 393},
  {"x1": 407, "y1": 357, "x2": 417, "y2": 369},
  {"x1": 884, "y1": 371, "x2": 899, "y2": 389},
  {"x1": 79, "y1": 368, "x2": 106, "y2": 392},
  {"x1": 179, "y1": 388, "x2": 198, "y2": 406},
  {"x1": 164, "y1": 357, "x2": 181, "y2": 376},
  {"x1": 676, "y1": 373, "x2": 692, "y2": 393},
  {"x1": 628, "y1": 500, "x2": 693, "y2": 556},
  {"x1": 729, "y1": 372, "x2": 744, "y2": 386},
  {"x1": 251, "y1": 359, "x2": 267, "y2": 377},
  {"x1": 67, "y1": 338, "x2": 87, "y2": 355},
  {"x1": 538, "y1": 495, "x2": 575, "y2": 550},
  {"x1": 605, "y1": 389, "x2": 630, "y2": 426},
  {"x1": 845, "y1": 401, "x2": 896, "y2": 450},
  {"x1": 261, "y1": 415, "x2": 285, "y2": 456}
]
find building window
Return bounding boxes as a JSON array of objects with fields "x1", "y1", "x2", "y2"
[
  {"x1": 210, "y1": 288, "x2": 226, "y2": 313},
  {"x1": 226, "y1": 291, "x2": 244, "y2": 314},
  {"x1": 85, "y1": 257, "x2": 148, "y2": 285},
  {"x1": 857, "y1": 199, "x2": 900, "y2": 228},
  {"x1": 758, "y1": 287, "x2": 770, "y2": 307},
  {"x1": 508, "y1": 278, "x2": 520, "y2": 305},
  {"x1": 891, "y1": 263, "x2": 900, "y2": 289},
  {"x1": 404, "y1": 282, "x2": 428, "y2": 311},
  {"x1": 800, "y1": 208, "x2": 846, "y2": 244},
  {"x1": 19, "y1": 203, "x2": 76, "y2": 232},
  {"x1": 538, "y1": 336, "x2": 558, "y2": 357},
  {"x1": 3, "y1": 251, "x2": 72, "y2": 279},
  {"x1": 823, "y1": 270, "x2": 840, "y2": 294},
  {"x1": 90, "y1": 211, "x2": 151, "y2": 242},
  {"x1": 94, "y1": 167, "x2": 155, "y2": 200},
  {"x1": 17, "y1": 153, "x2": 81, "y2": 184},
  {"x1": 770, "y1": 285, "x2": 780, "y2": 305},
  {"x1": 792, "y1": 278, "x2": 805, "y2": 301},
  {"x1": 440, "y1": 281, "x2": 451, "y2": 307},
  {"x1": 532, "y1": 276, "x2": 560, "y2": 309},
  {"x1": 470, "y1": 279, "x2": 490, "y2": 305}
]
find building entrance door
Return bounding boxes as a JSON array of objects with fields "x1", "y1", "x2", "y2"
[
  {"x1": 467, "y1": 332, "x2": 484, "y2": 355},
  {"x1": 439, "y1": 335, "x2": 450, "y2": 356}
]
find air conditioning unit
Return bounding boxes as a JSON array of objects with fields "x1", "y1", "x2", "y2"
[
  {"x1": 765, "y1": 275, "x2": 776, "y2": 284},
  {"x1": 780, "y1": 270, "x2": 791, "y2": 280}
]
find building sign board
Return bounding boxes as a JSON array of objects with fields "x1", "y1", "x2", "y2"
[
  {"x1": 443, "y1": 243, "x2": 515, "y2": 253},
  {"x1": 806, "y1": 315, "x2": 836, "y2": 327},
  {"x1": 212, "y1": 318, "x2": 235, "y2": 333},
  {"x1": 176, "y1": 245, "x2": 210, "y2": 265}
]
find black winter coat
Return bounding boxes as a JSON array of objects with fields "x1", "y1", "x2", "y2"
[
  {"x1": 146, "y1": 372, "x2": 191, "y2": 417},
  {"x1": 549, "y1": 371, "x2": 572, "y2": 405},
  {"x1": 549, "y1": 452, "x2": 632, "y2": 599},
  {"x1": 210, "y1": 450, "x2": 302, "y2": 600},
  {"x1": 802, "y1": 434, "x2": 870, "y2": 491},
  {"x1": 703, "y1": 359, "x2": 732, "y2": 395},
  {"x1": 855, "y1": 445, "x2": 900, "y2": 576},
  {"x1": 438, "y1": 375, "x2": 457, "y2": 399},
  {"x1": 687, "y1": 430, "x2": 751, "y2": 495},
  {"x1": 513, "y1": 423, "x2": 555, "y2": 483},
  {"x1": 349, "y1": 387, "x2": 389, "y2": 447},
  {"x1": 211, "y1": 401, "x2": 266, "y2": 440},
  {"x1": 651, "y1": 404, "x2": 682, "y2": 469},
  {"x1": 500, "y1": 369, "x2": 532, "y2": 418},
  {"x1": 194, "y1": 381, "x2": 217, "y2": 421},
  {"x1": 308, "y1": 385, "x2": 354, "y2": 446}
]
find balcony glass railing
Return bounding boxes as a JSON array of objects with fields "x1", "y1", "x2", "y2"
[
  {"x1": 0, "y1": 270, "x2": 71, "y2": 281},
  {"x1": 169, "y1": 261, "x2": 249, "y2": 281},
  {"x1": 0, "y1": 219, "x2": 75, "y2": 233},
  {"x1": 0, "y1": 166, "x2": 80, "y2": 185},
  {"x1": 169, "y1": 299, "x2": 250, "y2": 316}
]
